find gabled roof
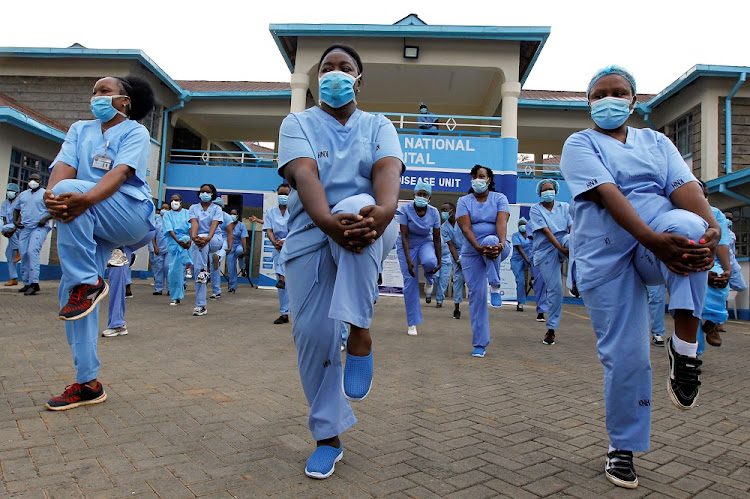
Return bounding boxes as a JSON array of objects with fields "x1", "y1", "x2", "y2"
[
  {"x1": 642, "y1": 64, "x2": 750, "y2": 110},
  {"x1": 0, "y1": 92, "x2": 67, "y2": 142},
  {"x1": 518, "y1": 89, "x2": 653, "y2": 110},
  {"x1": 394, "y1": 14, "x2": 427, "y2": 26}
]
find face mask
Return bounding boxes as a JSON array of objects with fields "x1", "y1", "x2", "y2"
[
  {"x1": 7, "y1": 191, "x2": 16, "y2": 200},
  {"x1": 199, "y1": 192, "x2": 212, "y2": 203},
  {"x1": 231, "y1": 215, "x2": 238, "y2": 223},
  {"x1": 90, "y1": 95, "x2": 129, "y2": 122},
  {"x1": 171, "y1": 201, "x2": 182, "y2": 210},
  {"x1": 519, "y1": 225, "x2": 527, "y2": 233},
  {"x1": 277, "y1": 195, "x2": 289, "y2": 206},
  {"x1": 414, "y1": 196, "x2": 429, "y2": 208},
  {"x1": 28, "y1": 180, "x2": 40, "y2": 190},
  {"x1": 541, "y1": 190, "x2": 556, "y2": 202},
  {"x1": 590, "y1": 97, "x2": 632, "y2": 130},
  {"x1": 441, "y1": 212, "x2": 450, "y2": 222},
  {"x1": 319, "y1": 71, "x2": 359, "y2": 108},
  {"x1": 420, "y1": 108, "x2": 428, "y2": 114},
  {"x1": 471, "y1": 179, "x2": 488, "y2": 194}
]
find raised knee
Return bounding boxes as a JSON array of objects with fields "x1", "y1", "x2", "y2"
[
  {"x1": 483, "y1": 235, "x2": 500, "y2": 246},
  {"x1": 52, "y1": 179, "x2": 90, "y2": 196},
  {"x1": 652, "y1": 209, "x2": 708, "y2": 241},
  {"x1": 331, "y1": 193, "x2": 376, "y2": 215}
]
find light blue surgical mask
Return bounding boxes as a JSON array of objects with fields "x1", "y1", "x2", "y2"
[
  {"x1": 590, "y1": 97, "x2": 632, "y2": 130},
  {"x1": 541, "y1": 190, "x2": 556, "y2": 202},
  {"x1": 471, "y1": 179, "x2": 488, "y2": 194},
  {"x1": 7, "y1": 191, "x2": 16, "y2": 200},
  {"x1": 277, "y1": 195, "x2": 289, "y2": 206},
  {"x1": 414, "y1": 196, "x2": 429, "y2": 208},
  {"x1": 519, "y1": 225, "x2": 527, "y2": 233},
  {"x1": 231, "y1": 215, "x2": 238, "y2": 223},
  {"x1": 318, "y1": 71, "x2": 359, "y2": 109},
  {"x1": 420, "y1": 108, "x2": 428, "y2": 114},
  {"x1": 441, "y1": 212, "x2": 450, "y2": 222},
  {"x1": 90, "y1": 95, "x2": 128, "y2": 122},
  {"x1": 199, "y1": 192, "x2": 212, "y2": 203}
]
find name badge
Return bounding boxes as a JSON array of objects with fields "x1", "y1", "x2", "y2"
[{"x1": 92, "y1": 155, "x2": 113, "y2": 171}]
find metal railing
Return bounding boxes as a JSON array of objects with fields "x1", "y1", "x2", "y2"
[
  {"x1": 380, "y1": 112, "x2": 502, "y2": 137},
  {"x1": 169, "y1": 149, "x2": 277, "y2": 168},
  {"x1": 517, "y1": 163, "x2": 562, "y2": 179}
]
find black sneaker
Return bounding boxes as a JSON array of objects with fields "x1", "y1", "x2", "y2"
[
  {"x1": 436, "y1": 302, "x2": 442, "y2": 308},
  {"x1": 453, "y1": 309, "x2": 461, "y2": 320},
  {"x1": 666, "y1": 336, "x2": 702, "y2": 410},
  {"x1": 275, "y1": 279, "x2": 285, "y2": 289},
  {"x1": 18, "y1": 284, "x2": 31, "y2": 293},
  {"x1": 542, "y1": 329, "x2": 555, "y2": 345},
  {"x1": 605, "y1": 450, "x2": 638, "y2": 489},
  {"x1": 228, "y1": 288, "x2": 236, "y2": 294},
  {"x1": 274, "y1": 315, "x2": 289, "y2": 324},
  {"x1": 425, "y1": 296, "x2": 431, "y2": 304},
  {"x1": 152, "y1": 291, "x2": 162, "y2": 295},
  {"x1": 24, "y1": 283, "x2": 40, "y2": 295},
  {"x1": 59, "y1": 278, "x2": 109, "y2": 321},
  {"x1": 536, "y1": 313, "x2": 545, "y2": 322},
  {"x1": 516, "y1": 304, "x2": 523, "y2": 312},
  {"x1": 45, "y1": 382, "x2": 107, "y2": 411}
]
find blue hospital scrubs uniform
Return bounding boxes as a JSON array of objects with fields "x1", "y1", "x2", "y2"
[
  {"x1": 647, "y1": 285, "x2": 666, "y2": 336},
  {"x1": 188, "y1": 203, "x2": 223, "y2": 307},
  {"x1": 511, "y1": 231, "x2": 532, "y2": 305},
  {"x1": 426, "y1": 220, "x2": 453, "y2": 304},
  {"x1": 149, "y1": 214, "x2": 169, "y2": 293},
  {"x1": 456, "y1": 191, "x2": 512, "y2": 348},
  {"x1": 106, "y1": 232, "x2": 153, "y2": 330},
  {"x1": 526, "y1": 226, "x2": 549, "y2": 314},
  {"x1": 397, "y1": 202, "x2": 440, "y2": 326},
  {"x1": 442, "y1": 219, "x2": 466, "y2": 304},
  {"x1": 697, "y1": 207, "x2": 731, "y2": 355},
  {"x1": 530, "y1": 201, "x2": 572, "y2": 330},
  {"x1": 210, "y1": 211, "x2": 233, "y2": 295},
  {"x1": 560, "y1": 126, "x2": 708, "y2": 452},
  {"x1": 227, "y1": 221, "x2": 248, "y2": 291},
  {"x1": 15, "y1": 188, "x2": 51, "y2": 285},
  {"x1": 50, "y1": 118, "x2": 154, "y2": 384},
  {"x1": 263, "y1": 206, "x2": 290, "y2": 315},
  {"x1": 278, "y1": 106, "x2": 403, "y2": 441},
  {"x1": 728, "y1": 228, "x2": 747, "y2": 292},
  {"x1": 162, "y1": 208, "x2": 192, "y2": 301},
  {"x1": 2, "y1": 198, "x2": 20, "y2": 280}
]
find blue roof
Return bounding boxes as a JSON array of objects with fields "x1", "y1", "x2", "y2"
[
  {"x1": 642, "y1": 64, "x2": 750, "y2": 110},
  {"x1": 0, "y1": 107, "x2": 66, "y2": 143},
  {"x1": 517, "y1": 99, "x2": 588, "y2": 110}
]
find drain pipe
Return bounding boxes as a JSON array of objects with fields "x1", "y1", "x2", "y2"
[
  {"x1": 725, "y1": 72, "x2": 746, "y2": 174},
  {"x1": 158, "y1": 92, "x2": 190, "y2": 205},
  {"x1": 635, "y1": 104, "x2": 656, "y2": 130}
]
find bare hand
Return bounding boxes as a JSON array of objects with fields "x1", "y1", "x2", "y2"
[
  {"x1": 355, "y1": 205, "x2": 392, "y2": 245},
  {"x1": 407, "y1": 259, "x2": 416, "y2": 277},
  {"x1": 44, "y1": 191, "x2": 92, "y2": 223},
  {"x1": 708, "y1": 271, "x2": 730, "y2": 289},
  {"x1": 154, "y1": 247, "x2": 160, "y2": 256},
  {"x1": 559, "y1": 247, "x2": 570, "y2": 258},
  {"x1": 323, "y1": 213, "x2": 375, "y2": 253},
  {"x1": 427, "y1": 263, "x2": 442, "y2": 275},
  {"x1": 647, "y1": 231, "x2": 713, "y2": 275}
]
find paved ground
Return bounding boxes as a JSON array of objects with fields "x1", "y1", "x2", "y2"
[{"x1": 2, "y1": 281, "x2": 750, "y2": 498}]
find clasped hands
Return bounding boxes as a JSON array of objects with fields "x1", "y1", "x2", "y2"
[{"x1": 321, "y1": 205, "x2": 391, "y2": 254}]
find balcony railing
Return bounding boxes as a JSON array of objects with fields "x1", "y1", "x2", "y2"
[
  {"x1": 517, "y1": 163, "x2": 562, "y2": 179},
  {"x1": 169, "y1": 149, "x2": 277, "y2": 168},
  {"x1": 381, "y1": 112, "x2": 502, "y2": 137}
]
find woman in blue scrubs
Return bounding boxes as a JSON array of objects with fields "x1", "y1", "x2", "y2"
[
  {"x1": 526, "y1": 221, "x2": 549, "y2": 322},
  {"x1": 43, "y1": 76, "x2": 155, "y2": 410},
  {"x1": 263, "y1": 183, "x2": 291, "y2": 324},
  {"x1": 397, "y1": 181, "x2": 441, "y2": 336},
  {"x1": 560, "y1": 65, "x2": 719, "y2": 489},
  {"x1": 456, "y1": 164, "x2": 511, "y2": 358},
  {"x1": 277, "y1": 44, "x2": 403, "y2": 479},
  {"x1": 163, "y1": 194, "x2": 192, "y2": 306},
  {"x1": 441, "y1": 201, "x2": 466, "y2": 319},
  {"x1": 209, "y1": 198, "x2": 233, "y2": 300},
  {"x1": 226, "y1": 209, "x2": 248, "y2": 293},
  {"x1": 529, "y1": 179, "x2": 572, "y2": 346},
  {"x1": 511, "y1": 217, "x2": 532, "y2": 311},
  {"x1": 188, "y1": 183, "x2": 223, "y2": 317}
]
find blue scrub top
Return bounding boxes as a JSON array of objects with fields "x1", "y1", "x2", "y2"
[
  {"x1": 511, "y1": 231, "x2": 532, "y2": 262},
  {"x1": 441, "y1": 219, "x2": 465, "y2": 254},
  {"x1": 560, "y1": 127, "x2": 698, "y2": 291},
  {"x1": 263, "y1": 206, "x2": 289, "y2": 240},
  {"x1": 215, "y1": 211, "x2": 233, "y2": 239},
  {"x1": 529, "y1": 201, "x2": 572, "y2": 265},
  {"x1": 163, "y1": 208, "x2": 191, "y2": 239},
  {"x1": 729, "y1": 228, "x2": 737, "y2": 256},
  {"x1": 710, "y1": 206, "x2": 731, "y2": 273},
  {"x1": 455, "y1": 191, "x2": 510, "y2": 257},
  {"x1": 397, "y1": 202, "x2": 440, "y2": 246},
  {"x1": 1, "y1": 198, "x2": 17, "y2": 224},
  {"x1": 150, "y1": 215, "x2": 169, "y2": 252},
  {"x1": 15, "y1": 188, "x2": 50, "y2": 227},
  {"x1": 277, "y1": 106, "x2": 404, "y2": 262},
  {"x1": 418, "y1": 112, "x2": 438, "y2": 131},
  {"x1": 231, "y1": 221, "x2": 249, "y2": 249},
  {"x1": 188, "y1": 203, "x2": 223, "y2": 235}
]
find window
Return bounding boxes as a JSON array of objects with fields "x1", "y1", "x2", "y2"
[
  {"x1": 730, "y1": 206, "x2": 750, "y2": 258},
  {"x1": 669, "y1": 113, "x2": 693, "y2": 157},
  {"x1": 7, "y1": 149, "x2": 51, "y2": 189},
  {"x1": 140, "y1": 105, "x2": 162, "y2": 141}
]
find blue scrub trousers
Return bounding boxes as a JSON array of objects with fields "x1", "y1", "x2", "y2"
[
  {"x1": 273, "y1": 251, "x2": 290, "y2": 315},
  {"x1": 536, "y1": 235, "x2": 569, "y2": 331},
  {"x1": 151, "y1": 251, "x2": 168, "y2": 293},
  {"x1": 53, "y1": 179, "x2": 153, "y2": 384},
  {"x1": 190, "y1": 234, "x2": 222, "y2": 307},
  {"x1": 19, "y1": 225, "x2": 51, "y2": 284},
  {"x1": 452, "y1": 260, "x2": 465, "y2": 304},
  {"x1": 647, "y1": 285, "x2": 666, "y2": 335},
  {"x1": 427, "y1": 253, "x2": 452, "y2": 304},
  {"x1": 227, "y1": 245, "x2": 243, "y2": 290},
  {"x1": 285, "y1": 194, "x2": 383, "y2": 440},
  {"x1": 579, "y1": 209, "x2": 707, "y2": 452},
  {"x1": 167, "y1": 236, "x2": 191, "y2": 301},
  {"x1": 106, "y1": 237, "x2": 152, "y2": 329},
  {"x1": 5, "y1": 231, "x2": 20, "y2": 280},
  {"x1": 462, "y1": 235, "x2": 511, "y2": 348},
  {"x1": 729, "y1": 259, "x2": 747, "y2": 291},
  {"x1": 511, "y1": 258, "x2": 530, "y2": 305},
  {"x1": 397, "y1": 240, "x2": 437, "y2": 326},
  {"x1": 531, "y1": 262, "x2": 548, "y2": 314},
  {"x1": 211, "y1": 241, "x2": 228, "y2": 295}
]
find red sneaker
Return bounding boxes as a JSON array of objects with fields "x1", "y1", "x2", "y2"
[
  {"x1": 59, "y1": 277, "x2": 109, "y2": 321},
  {"x1": 45, "y1": 382, "x2": 107, "y2": 411}
]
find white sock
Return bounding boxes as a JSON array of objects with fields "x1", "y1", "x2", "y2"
[
  {"x1": 490, "y1": 285, "x2": 500, "y2": 293},
  {"x1": 608, "y1": 444, "x2": 617, "y2": 454},
  {"x1": 671, "y1": 334, "x2": 698, "y2": 358}
]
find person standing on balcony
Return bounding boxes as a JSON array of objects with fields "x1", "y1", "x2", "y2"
[
  {"x1": 560, "y1": 65, "x2": 718, "y2": 489},
  {"x1": 529, "y1": 179, "x2": 572, "y2": 346},
  {"x1": 277, "y1": 44, "x2": 403, "y2": 479},
  {"x1": 397, "y1": 181, "x2": 441, "y2": 336},
  {"x1": 188, "y1": 183, "x2": 223, "y2": 317},
  {"x1": 226, "y1": 209, "x2": 248, "y2": 293},
  {"x1": 209, "y1": 197, "x2": 233, "y2": 300},
  {"x1": 417, "y1": 102, "x2": 439, "y2": 135},
  {"x1": 425, "y1": 202, "x2": 454, "y2": 308},
  {"x1": 456, "y1": 165, "x2": 511, "y2": 358},
  {"x1": 43, "y1": 75, "x2": 155, "y2": 410},
  {"x1": 511, "y1": 217, "x2": 532, "y2": 311},
  {"x1": 14, "y1": 173, "x2": 53, "y2": 295},
  {"x1": 263, "y1": 183, "x2": 291, "y2": 324},
  {"x1": 149, "y1": 202, "x2": 170, "y2": 295},
  {"x1": 2, "y1": 182, "x2": 21, "y2": 286},
  {"x1": 163, "y1": 193, "x2": 191, "y2": 306}
]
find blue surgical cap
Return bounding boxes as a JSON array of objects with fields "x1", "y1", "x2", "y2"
[
  {"x1": 212, "y1": 198, "x2": 224, "y2": 208},
  {"x1": 518, "y1": 217, "x2": 527, "y2": 225},
  {"x1": 414, "y1": 180, "x2": 432, "y2": 195},
  {"x1": 587, "y1": 65, "x2": 636, "y2": 97},
  {"x1": 536, "y1": 179, "x2": 559, "y2": 197},
  {"x1": 6, "y1": 183, "x2": 19, "y2": 192}
]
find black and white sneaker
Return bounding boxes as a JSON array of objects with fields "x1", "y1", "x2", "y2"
[
  {"x1": 536, "y1": 313, "x2": 545, "y2": 322},
  {"x1": 196, "y1": 270, "x2": 209, "y2": 284},
  {"x1": 666, "y1": 336, "x2": 702, "y2": 410},
  {"x1": 652, "y1": 334, "x2": 665, "y2": 347},
  {"x1": 605, "y1": 450, "x2": 638, "y2": 489},
  {"x1": 193, "y1": 306, "x2": 207, "y2": 316}
]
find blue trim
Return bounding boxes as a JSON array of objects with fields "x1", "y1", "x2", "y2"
[
  {"x1": 149, "y1": 137, "x2": 161, "y2": 147},
  {"x1": 737, "y1": 257, "x2": 749, "y2": 262},
  {"x1": 718, "y1": 184, "x2": 750, "y2": 204},
  {"x1": 644, "y1": 64, "x2": 750, "y2": 110},
  {"x1": 706, "y1": 167, "x2": 750, "y2": 192},
  {"x1": 521, "y1": 36, "x2": 547, "y2": 85},
  {"x1": 517, "y1": 98, "x2": 588, "y2": 110},
  {"x1": 187, "y1": 90, "x2": 292, "y2": 100},
  {"x1": 0, "y1": 108, "x2": 66, "y2": 142}
]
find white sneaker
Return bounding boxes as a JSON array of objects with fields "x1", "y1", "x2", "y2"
[
  {"x1": 193, "y1": 306, "x2": 207, "y2": 316},
  {"x1": 424, "y1": 283, "x2": 434, "y2": 296},
  {"x1": 407, "y1": 325, "x2": 418, "y2": 336},
  {"x1": 209, "y1": 293, "x2": 221, "y2": 300},
  {"x1": 107, "y1": 248, "x2": 128, "y2": 267},
  {"x1": 169, "y1": 299, "x2": 180, "y2": 306},
  {"x1": 185, "y1": 268, "x2": 193, "y2": 279},
  {"x1": 101, "y1": 326, "x2": 128, "y2": 337},
  {"x1": 196, "y1": 271, "x2": 209, "y2": 284}
]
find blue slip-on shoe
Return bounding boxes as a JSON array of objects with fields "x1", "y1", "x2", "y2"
[
  {"x1": 472, "y1": 347, "x2": 485, "y2": 358},
  {"x1": 343, "y1": 349, "x2": 373, "y2": 401},
  {"x1": 490, "y1": 292, "x2": 503, "y2": 308},
  {"x1": 305, "y1": 444, "x2": 343, "y2": 479}
]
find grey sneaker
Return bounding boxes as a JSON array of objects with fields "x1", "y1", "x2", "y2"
[
  {"x1": 107, "y1": 248, "x2": 128, "y2": 267},
  {"x1": 193, "y1": 306, "x2": 207, "y2": 316},
  {"x1": 101, "y1": 326, "x2": 128, "y2": 337}
]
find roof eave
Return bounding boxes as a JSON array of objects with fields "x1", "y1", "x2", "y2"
[
  {"x1": 644, "y1": 64, "x2": 750, "y2": 110},
  {"x1": 0, "y1": 107, "x2": 66, "y2": 143}
]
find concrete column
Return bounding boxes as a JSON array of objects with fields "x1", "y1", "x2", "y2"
[
  {"x1": 533, "y1": 151, "x2": 544, "y2": 176},
  {"x1": 701, "y1": 95, "x2": 720, "y2": 181},
  {"x1": 290, "y1": 72, "x2": 310, "y2": 113},
  {"x1": 500, "y1": 81, "x2": 522, "y2": 139}
]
